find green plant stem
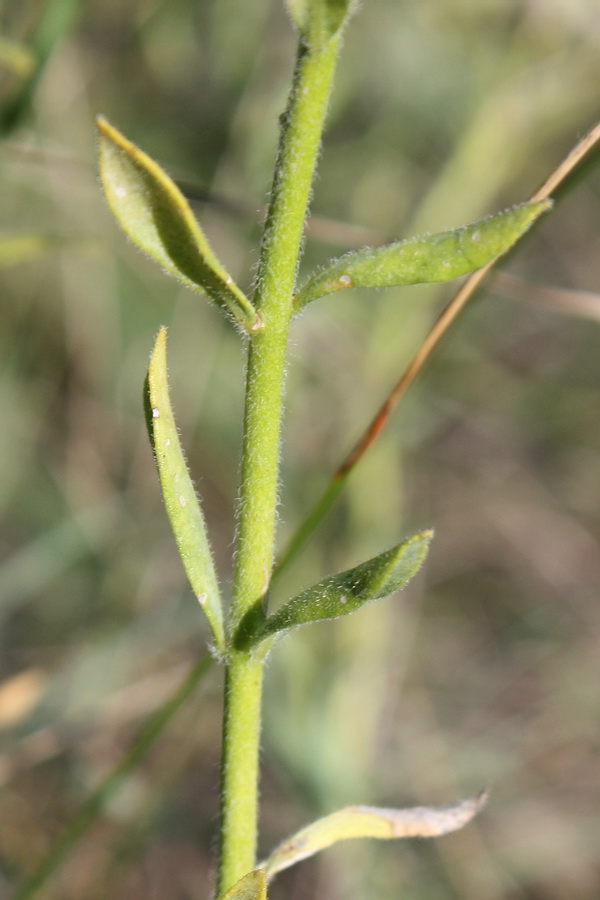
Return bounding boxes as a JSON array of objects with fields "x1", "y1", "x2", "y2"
[{"x1": 217, "y1": 34, "x2": 343, "y2": 895}]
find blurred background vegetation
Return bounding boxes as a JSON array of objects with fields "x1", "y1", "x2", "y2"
[{"x1": 1, "y1": 0, "x2": 599, "y2": 898}]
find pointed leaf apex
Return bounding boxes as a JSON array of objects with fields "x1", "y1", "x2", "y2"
[
  {"x1": 97, "y1": 116, "x2": 258, "y2": 332},
  {"x1": 263, "y1": 789, "x2": 489, "y2": 879},
  {"x1": 295, "y1": 199, "x2": 552, "y2": 310},
  {"x1": 238, "y1": 529, "x2": 433, "y2": 650}
]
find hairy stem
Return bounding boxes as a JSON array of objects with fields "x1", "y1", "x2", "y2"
[{"x1": 217, "y1": 34, "x2": 343, "y2": 895}]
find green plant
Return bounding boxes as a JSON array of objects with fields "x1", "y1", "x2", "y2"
[
  {"x1": 9, "y1": 1, "x2": 600, "y2": 898},
  {"x1": 91, "y1": 3, "x2": 587, "y2": 898}
]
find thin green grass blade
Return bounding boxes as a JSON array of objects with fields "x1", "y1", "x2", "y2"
[
  {"x1": 146, "y1": 327, "x2": 225, "y2": 653},
  {"x1": 13, "y1": 655, "x2": 213, "y2": 900},
  {"x1": 262, "y1": 790, "x2": 489, "y2": 879},
  {"x1": 295, "y1": 199, "x2": 551, "y2": 309},
  {"x1": 0, "y1": 0, "x2": 82, "y2": 134},
  {"x1": 97, "y1": 116, "x2": 259, "y2": 333}
]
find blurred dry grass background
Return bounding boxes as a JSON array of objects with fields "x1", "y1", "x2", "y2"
[{"x1": 1, "y1": 0, "x2": 599, "y2": 898}]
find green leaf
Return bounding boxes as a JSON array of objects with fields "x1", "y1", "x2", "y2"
[
  {"x1": 295, "y1": 199, "x2": 552, "y2": 310},
  {"x1": 216, "y1": 871, "x2": 267, "y2": 900},
  {"x1": 239, "y1": 530, "x2": 432, "y2": 649},
  {"x1": 146, "y1": 327, "x2": 225, "y2": 653},
  {"x1": 97, "y1": 116, "x2": 260, "y2": 333},
  {"x1": 286, "y1": 0, "x2": 356, "y2": 46},
  {"x1": 262, "y1": 790, "x2": 489, "y2": 879}
]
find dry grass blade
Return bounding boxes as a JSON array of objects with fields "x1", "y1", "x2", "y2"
[
  {"x1": 337, "y1": 120, "x2": 600, "y2": 479},
  {"x1": 274, "y1": 119, "x2": 600, "y2": 577},
  {"x1": 494, "y1": 271, "x2": 600, "y2": 321}
]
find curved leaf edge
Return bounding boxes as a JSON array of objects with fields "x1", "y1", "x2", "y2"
[
  {"x1": 261, "y1": 788, "x2": 490, "y2": 880},
  {"x1": 146, "y1": 326, "x2": 226, "y2": 653},
  {"x1": 235, "y1": 529, "x2": 433, "y2": 652},
  {"x1": 97, "y1": 116, "x2": 260, "y2": 334},
  {"x1": 294, "y1": 198, "x2": 552, "y2": 310}
]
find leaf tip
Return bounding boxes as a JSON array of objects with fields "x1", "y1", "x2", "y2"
[
  {"x1": 155, "y1": 323, "x2": 168, "y2": 347},
  {"x1": 95, "y1": 114, "x2": 124, "y2": 150},
  {"x1": 97, "y1": 113, "x2": 125, "y2": 137},
  {"x1": 472, "y1": 785, "x2": 491, "y2": 811},
  {"x1": 149, "y1": 325, "x2": 168, "y2": 373}
]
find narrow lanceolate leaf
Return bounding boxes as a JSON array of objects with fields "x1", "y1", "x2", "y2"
[
  {"x1": 286, "y1": 0, "x2": 357, "y2": 46},
  {"x1": 240, "y1": 530, "x2": 432, "y2": 649},
  {"x1": 262, "y1": 790, "x2": 489, "y2": 879},
  {"x1": 146, "y1": 327, "x2": 225, "y2": 653},
  {"x1": 97, "y1": 116, "x2": 259, "y2": 333},
  {"x1": 216, "y1": 870, "x2": 266, "y2": 900},
  {"x1": 295, "y1": 199, "x2": 552, "y2": 310}
]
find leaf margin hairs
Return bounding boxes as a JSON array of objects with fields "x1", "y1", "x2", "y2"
[
  {"x1": 146, "y1": 326, "x2": 225, "y2": 653},
  {"x1": 236, "y1": 529, "x2": 432, "y2": 651},
  {"x1": 97, "y1": 115, "x2": 260, "y2": 333},
  {"x1": 294, "y1": 199, "x2": 552, "y2": 310}
]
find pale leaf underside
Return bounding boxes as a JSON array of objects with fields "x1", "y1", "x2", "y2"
[{"x1": 263, "y1": 789, "x2": 490, "y2": 878}]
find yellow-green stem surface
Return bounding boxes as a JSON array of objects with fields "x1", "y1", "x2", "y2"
[{"x1": 217, "y1": 33, "x2": 343, "y2": 895}]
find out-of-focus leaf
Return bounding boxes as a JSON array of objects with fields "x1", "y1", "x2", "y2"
[
  {"x1": 0, "y1": 37, "x2": 36, "y2": 77},
  {"x1": 286, "y1": 0, "x2": 356, "y2": 46},
  {"x1": 217, "y1": 870, "x2": 267, "y2": 900},
  {"x1": 262, "y1": 790, "x2": 489, "y2": 878},
  {"x1": 146, "y1": 327, "x2": 225, "y2": 653},
  {"x1": 0, "y1": 234, "x2": 56, "y2": 267},
  {"x1": 295, "y1": 199, "x2": 552, "y2": 310},
  {"x1": 97, "y1": 116, "x2": 259, "y2": 333},
  {"x1": 239, "y1": 530, "x2": 432, "y2": 649},
  {"x1": 1, "y1": 0, "x2": 82, "y2": 134}
]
